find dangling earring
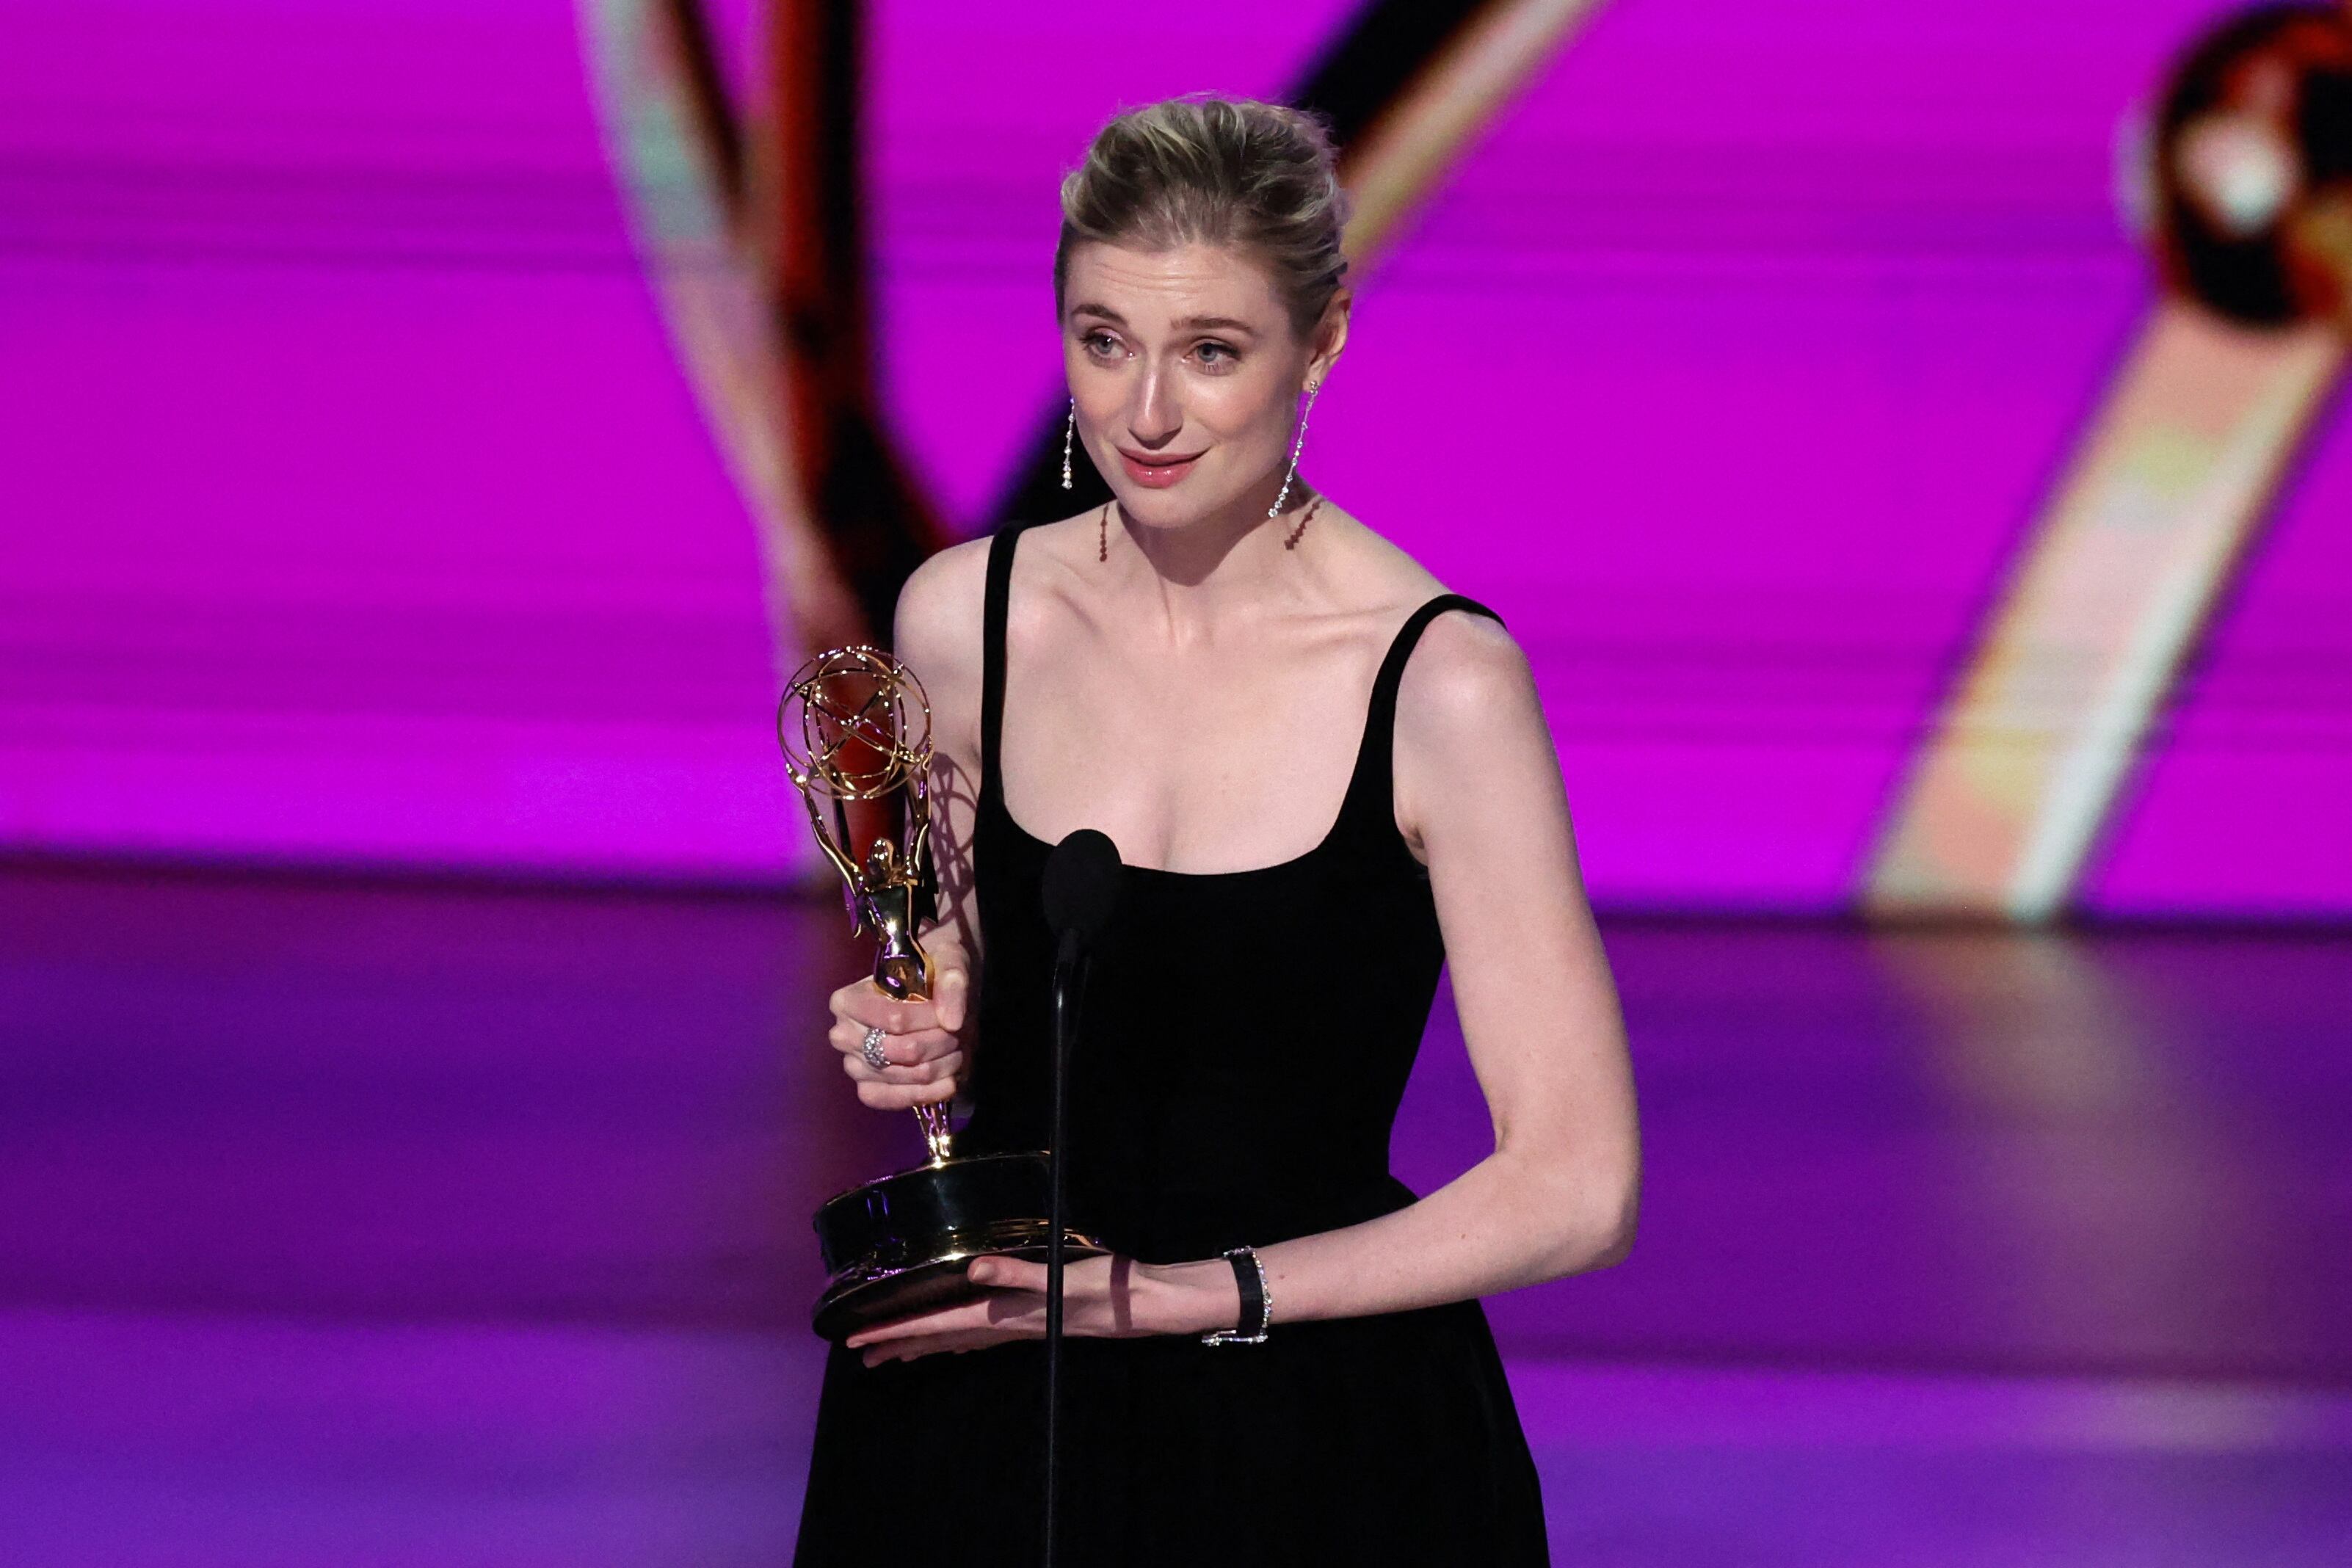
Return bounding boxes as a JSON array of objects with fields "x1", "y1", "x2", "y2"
[
  {"x1": 1097, "y1": 500, "x2": 1112, "y2": 562},
  {"x1": 1061, "y1": 399, "x2": 1076, "y2": 491},
  {"x1": 1267, "y1": 380, "x2": 1320, "y2": 519}
]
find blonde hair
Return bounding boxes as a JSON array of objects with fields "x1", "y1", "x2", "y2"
[{"x1": 1054, "y1": 95, "x2": 1351, "y2": 340}]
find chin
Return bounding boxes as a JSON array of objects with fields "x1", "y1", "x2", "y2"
[
  {"x1": 1108, "y1": 479, "x2": 1241, "y2": 532},
  {"x1": 1108, "y1": 490, "x2": 1186, "y2": 529}
]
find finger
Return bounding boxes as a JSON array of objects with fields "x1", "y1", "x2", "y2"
[
  {"x1": 933, "y1": 962, "x2": 970, "y2": 1034},
  {"x1": 829, "y1": 1017, "x2": 952, "y2": 1066},
  {"x1": 839, "y1": 1048, "x2": 965, "y2": 1087},
  {"x1": 854, "y1": 1081, "x2": 954, "y2": 1111},
  {"x1": 854, "y1": 1306, "x2": 1034, "y2": 1362},
  {"x1": 862, "y1": 1329, "x2": 1006, "y2": 1367},
  {"x1": 843, "y1": 1050, "x2": 959, "y2": 1088},
  {"x1": 830, "y1": 983, "x2": 934, "y2": 1038},
  {"x1": 846, "y1": 1297, "x2": 1005, "y2": 1349},
  {"x1": 852, "y1": 1073, "x2": 959, "y2": 1111},
  {"x1": 830, "y1": 1016, "x2": 901, "y2": 1059},
  {"x1": 874, "y1": 1026, "x2": 963, "y2": 1067}
]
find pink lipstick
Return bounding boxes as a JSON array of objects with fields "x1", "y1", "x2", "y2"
[{"x1": 1118, "y1": 449, "x2": 1205, "y2": 488}]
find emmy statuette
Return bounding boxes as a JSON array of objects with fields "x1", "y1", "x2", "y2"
[{"x1": 780, "y1": 646, "x2": 1103, "y2": 1342}]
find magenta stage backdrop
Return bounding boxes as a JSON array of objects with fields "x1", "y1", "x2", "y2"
[{"x1": 4, "y1": 0, "x2": 2348, "y2": 915}]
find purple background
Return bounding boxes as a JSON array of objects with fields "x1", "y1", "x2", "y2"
[
  {"x1": 7, "y1": 863, "x2": 2348, "y2": 1562},
  {"x1": 4, "y1": 0, "x2": 2348, "y2": 915}
]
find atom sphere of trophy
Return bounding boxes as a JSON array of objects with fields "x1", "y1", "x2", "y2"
[
  {"x1": 777, "y1": 645, "x2": 948, "y2": 1159},
  {"x1": 777, "y1": 646, "x2": 937, "y2": 995}
]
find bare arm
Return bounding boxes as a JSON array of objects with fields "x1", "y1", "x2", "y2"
[
  {"x1": 1242, "y1": 612, "x2": 1639, "y2": 1321},
  {"x1": 825, "y1": 540, "x2": 992, "y2": 1111},
  {"x1": 893, "y1": 541, "x2": 987, "y2": 967}
]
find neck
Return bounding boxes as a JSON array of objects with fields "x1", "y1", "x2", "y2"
[{"x1": 1114, "y1": 473, "x2": 1319, "y2": 628}]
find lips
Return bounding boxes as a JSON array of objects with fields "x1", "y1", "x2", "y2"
[{"x1": 1118, "y1": 449, "x2": 1205, "y2": 488}]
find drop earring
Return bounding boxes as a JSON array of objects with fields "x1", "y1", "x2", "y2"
[
  {"x1": 1267, "y1": 380, "x2": 1320, "y2": 519},
  {"x1": 1061, "y1": 399, "x2": 1076, "y2": 490}
]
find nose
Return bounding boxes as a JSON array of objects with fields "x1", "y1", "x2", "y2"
[{"x1": 1127, "y1": 360, "x2": 1182, "y2": 448}]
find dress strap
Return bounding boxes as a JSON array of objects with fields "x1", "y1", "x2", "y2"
[
  {"x1": 1371, "y1": 594, "x2": 1503, "y2": 719},
  {"x1": 1344, "y1": 592, "x2": 1506, "y2": 838},
  {"x1": 979, "y1": 523, "x2": 1029, "y2": 799}
]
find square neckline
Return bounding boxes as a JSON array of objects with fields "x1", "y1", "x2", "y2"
[
  {"x1": 979, "y1": 523, "x2": 1495, "y2": 882},
  {"x1": 991, "y1": 751, "x2": 1373, "y2": 882}
]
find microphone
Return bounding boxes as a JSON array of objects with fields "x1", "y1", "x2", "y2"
[
  {"x1": 1039, "y1": 828, "x2": 1121, "y2": 1568},
  {"x1": 1043, "y1": 827, "x2": 1122, "y2": 970}
]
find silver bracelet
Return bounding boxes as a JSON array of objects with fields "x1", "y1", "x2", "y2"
[{"x1": 1199, "y1": 1245, "x2": 1272, "y2": 1346}]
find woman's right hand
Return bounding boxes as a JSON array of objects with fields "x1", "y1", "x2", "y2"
[{"x1": 827, "y1": 944, "x2": 973, "y2": 1111}]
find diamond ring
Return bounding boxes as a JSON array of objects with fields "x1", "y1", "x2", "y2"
[{"x1": 860, "y1": 1026, "x2": 890, "y2": 1072}]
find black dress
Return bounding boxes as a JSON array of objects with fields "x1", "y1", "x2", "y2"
[{"x1": 794, "y1": 523, "x2": 1548, "y2": 1566}]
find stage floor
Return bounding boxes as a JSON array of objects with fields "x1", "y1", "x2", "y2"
[{"x1": 4, "y1": 862, "x2": 2348, "y2": 1564}]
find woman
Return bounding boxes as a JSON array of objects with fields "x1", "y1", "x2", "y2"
[{"x1": 794, "y1": 95, "x2": 1638, "y2": 1566}]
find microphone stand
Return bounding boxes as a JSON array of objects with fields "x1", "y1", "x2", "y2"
[
  {"x1": 1044, "y1": 932, "x2": 1084, "y2": 1568},
  {"x1": 1037, "y1": 826, "x2": 1119, "y2": 1568}
]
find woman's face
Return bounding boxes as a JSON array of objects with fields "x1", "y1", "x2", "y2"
[{"x1": 1061, "y1": 240, "x2": 1343, "y2": 531}]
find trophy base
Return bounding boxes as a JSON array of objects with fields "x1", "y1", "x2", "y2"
[{"x1": 811, "y1": 1150, "x2": 1104, "y2": 1343}]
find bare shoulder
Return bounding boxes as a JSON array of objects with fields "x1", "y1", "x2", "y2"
[
  {"x1": 1387, "y1": 606, "x2": 1564, "y2": 866},
  {"x1": 1318, "y1": 501, "x2": 1447, "y2": 608},
  {"x1": 1392, "y1": 606, "x2": 1542, "y2": 755},
  {"x1": 1307, "y1": 503, "x2": 1540, "y2": 752},
  {"x1": 890, "y1": 515, "x2": 1101, "y2": 749},
  {"x1": 1001, "y1": 511, "x2": 1101, "y2": 598},
  {"x1": 891, "y1": 535, "x2": 993, "y2": 677},
  {"x1": 890, "y1": 536, "x2": 994, "y2": 760},
  {"x1": 993, "y1": 511, "x2": 1117, "y2": 646}
]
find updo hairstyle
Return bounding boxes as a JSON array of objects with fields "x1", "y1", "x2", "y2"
[{"x1": 1054, "y1": 95, "x2": 1352, "y2": 341}]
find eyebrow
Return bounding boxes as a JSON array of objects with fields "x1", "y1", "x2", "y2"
[{"x1": 1068, "y1": 303, "x2": 1260, "y2": 336}]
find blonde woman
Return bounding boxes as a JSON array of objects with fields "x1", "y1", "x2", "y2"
[{"x1": 796, "y1": 95, "x2": 1640, "y2": 1566}]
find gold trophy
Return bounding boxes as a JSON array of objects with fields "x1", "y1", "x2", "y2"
[{"x1": 779, "y1": 646, "x2": 1101, "y2": 1341}]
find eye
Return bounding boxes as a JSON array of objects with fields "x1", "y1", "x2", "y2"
[
  {"x1": 1081, "y1": 329, "x2": 1123, "y2": 359},
  {"x1": 1194, "y1": 340, "x2": 1239, "y2": 367}
]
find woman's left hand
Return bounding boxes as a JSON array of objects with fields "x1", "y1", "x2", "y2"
[{"x1": 845, "y1": 1253, "x2": 1241, "y2": 1367}]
